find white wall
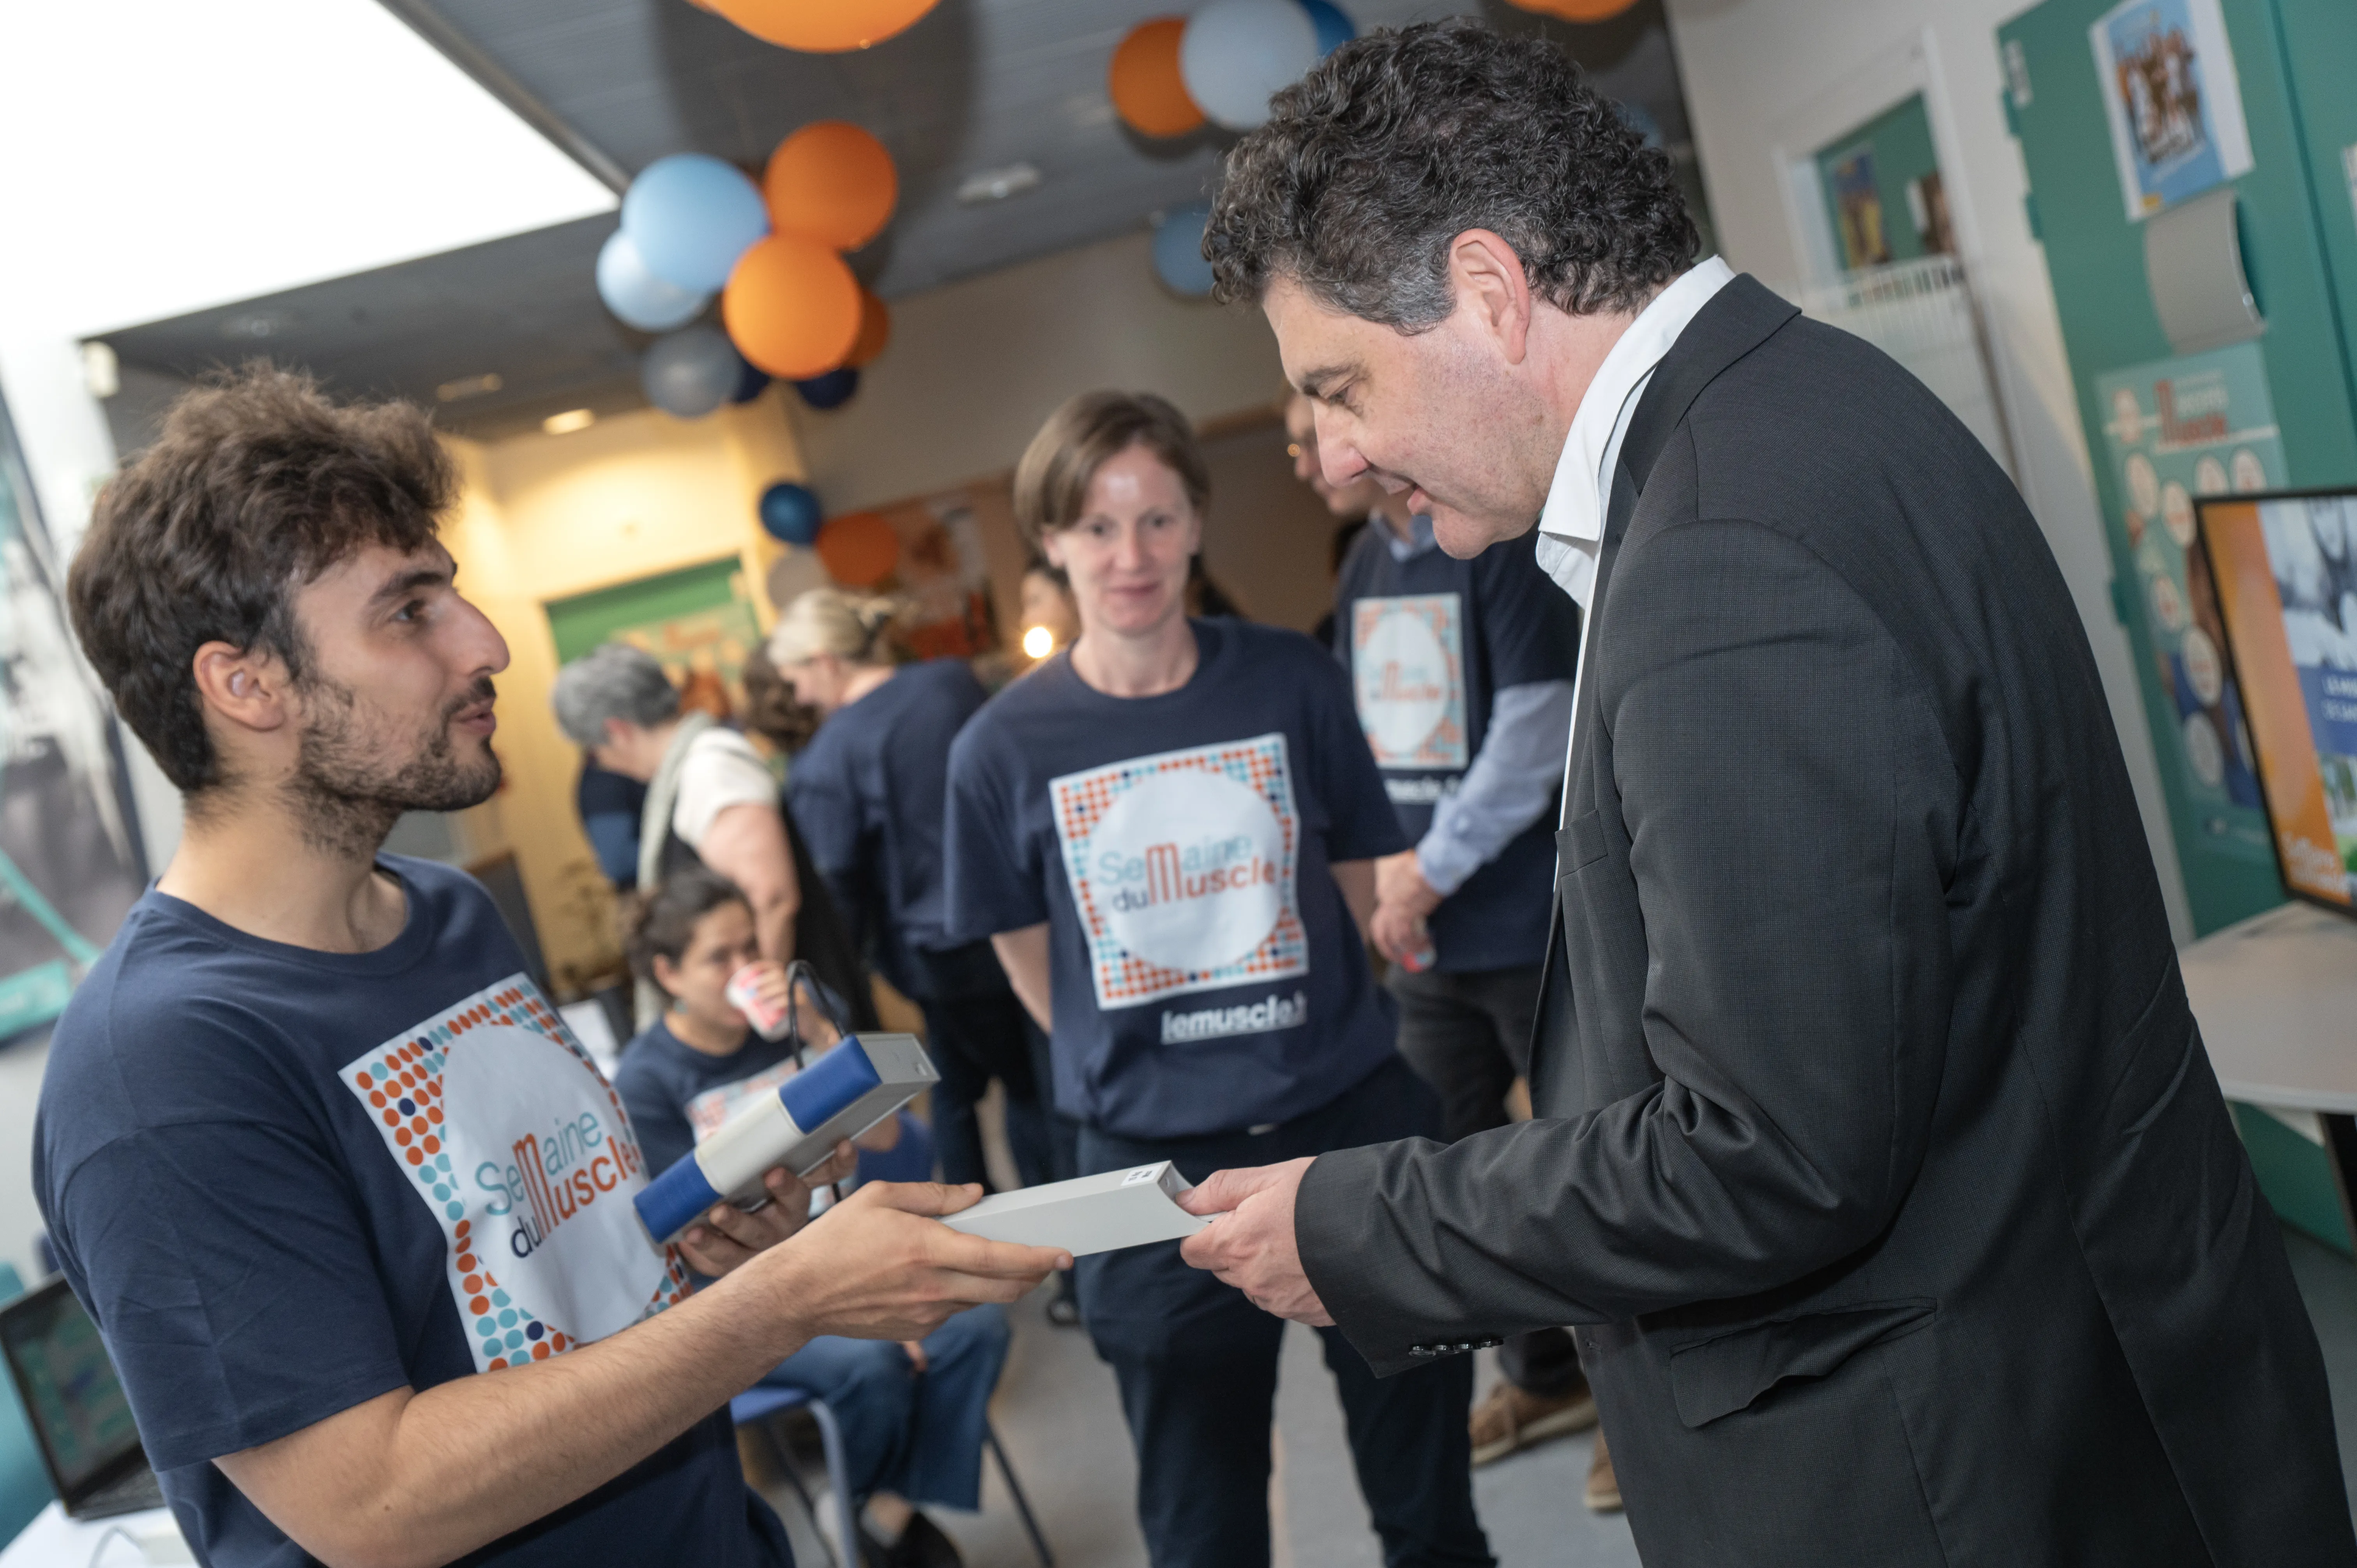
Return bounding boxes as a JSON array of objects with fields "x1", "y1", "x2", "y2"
[
  {"x1": 1663, "y1": 0, "x2": 2193, "y2": 941},
  {"x1": 788, "y1": 230, "x2": 1293, "y2": 513}
]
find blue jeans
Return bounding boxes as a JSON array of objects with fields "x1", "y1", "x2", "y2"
[{"x1": 757, "y1": 1304, "x2": 1011, "y2": 1510}]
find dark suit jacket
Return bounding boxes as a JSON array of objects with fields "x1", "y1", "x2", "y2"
[{"x1": 1297, "y1": 277, "x2": 2355, "y2": 1566}]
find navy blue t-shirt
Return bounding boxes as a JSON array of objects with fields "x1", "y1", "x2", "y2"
[
  {"x1": 33, "y1": 857, "x2": 789, "y2": 1568},
  {"x1": 786, "y1": 659, "x2": 988, "y2": 1001},
  {"x1": 1331, "y1": 525, "x2": 1578, "y2": 970},
  {"x1": 943, "y1": 620, "x2": 1406, "y2": 1140}
]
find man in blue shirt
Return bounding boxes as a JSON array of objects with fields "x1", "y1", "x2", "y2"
[
  {"x1": 38, "y1": 367, "x2": 1065, "y2": 1568},
  {"x1": 1289, "y1": 394, "x2": 1608, "y2": 1495}
]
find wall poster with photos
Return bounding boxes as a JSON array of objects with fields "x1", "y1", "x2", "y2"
[{"x1": 2090, "y1": 0, "x2": 2254, "y2": 221}]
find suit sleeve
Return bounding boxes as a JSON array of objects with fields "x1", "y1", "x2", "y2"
[{"x1": 1297, "y1": 518, "x2": 1961, "y2": 1370}]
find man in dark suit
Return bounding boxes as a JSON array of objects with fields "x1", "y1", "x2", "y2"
[{"x1": 1175, "y1": 19, "x2": 2355, "y2": 1564}]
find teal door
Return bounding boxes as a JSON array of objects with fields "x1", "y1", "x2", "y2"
[{"x1": 1999, "y1": 0, "x2": 2357, "y2": 935}]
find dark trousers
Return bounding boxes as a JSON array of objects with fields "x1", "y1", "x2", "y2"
[
  {"x1": 914, "y1": 989, "x2": 1051, "y2": 1192},
  {"x1": 1388, "y1": 962, "x2": 1581, "y2": 1398},
  {"x1": 1076, "y1": 1057, "x2": 1494, "y2": 1568}
]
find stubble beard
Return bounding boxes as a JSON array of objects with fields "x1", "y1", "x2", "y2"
[{"x1": 284, "y1": 674, "x2": 502, "y2": 860}]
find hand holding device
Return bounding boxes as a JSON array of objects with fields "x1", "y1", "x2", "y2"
[
  {"x1": 757, "y1": 1181, "x2": 1072, "y2": 1342},
  {"x1": 635, "y1": 1033, "x2": 938, "y2": 1244}
]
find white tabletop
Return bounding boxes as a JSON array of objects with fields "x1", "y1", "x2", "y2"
[
  {"x1": 2179, "y1": 901, "x2": 2357, "y2": 1112},
  {"x1": 0, "y1": 1504, "x2": 183, "y2": 1568}
]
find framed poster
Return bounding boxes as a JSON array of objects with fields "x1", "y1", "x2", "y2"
[
  {"x1": 2090, "y1": 0, "x2": 2253, "y2": 221},
  {"x1": 544, "y1": 558, "x2": 763, "y2": 725},
  {"x1": 0, "y1": 393, "x2": 146, "y2": 1041}
]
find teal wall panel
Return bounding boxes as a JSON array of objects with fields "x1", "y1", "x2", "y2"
[{"x1": 1999, "y1": 0, "x2": 2357, "y2": 933}]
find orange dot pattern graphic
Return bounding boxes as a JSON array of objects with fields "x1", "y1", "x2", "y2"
[
  {"x1": 1350, "y1": 593, "x2": 1470, "y2": 771},
  {"x1": 1050, "y1": 732, "x2": 1309, "y2": 1010},
  {"x1": 339, "y1": 974, "x2": 689, "y2": 1375}
]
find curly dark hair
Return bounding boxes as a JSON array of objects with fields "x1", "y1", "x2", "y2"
[
  {"x1": 67, "y1": 365, "x2": 451, "y2": 793},
  {"x1": 1207, "y1": 18, "x2": 1699, "y2": 327}
]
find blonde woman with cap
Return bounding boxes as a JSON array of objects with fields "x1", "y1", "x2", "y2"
[{"x1": 769, "y1": 589, "x2": 1057, "y2": 1200}]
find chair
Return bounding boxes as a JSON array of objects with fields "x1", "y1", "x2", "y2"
[{"x1": 729, "y1": 1386, "x2": 1054, "y2": 1568}]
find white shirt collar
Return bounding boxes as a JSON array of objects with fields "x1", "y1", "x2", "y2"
[{"x1": 1533, "y1": 256, "x2": 1734, "y2": 607}]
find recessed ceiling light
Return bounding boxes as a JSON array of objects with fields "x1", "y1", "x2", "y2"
[
  {"x1": 542, "y1": 408, "x2": 596, "y2": 435},
  {"x1": 956, "y1": 163, "x2": 1042, "y2": 205},
  {"x1": 437, "y1": 372, "x2": 505, "y2": 402}
]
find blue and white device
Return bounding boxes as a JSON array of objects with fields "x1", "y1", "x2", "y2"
[{"x1": 634, "y1": 1033, "x2": 938, "y2": 1244}]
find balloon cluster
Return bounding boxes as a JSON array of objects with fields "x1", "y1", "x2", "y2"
[
  {"x1": 1111, "y1": 1, "x2": 1354, "y2": 298},
  {"x1": 597, "y1": 123, "x2": 898, "y2": 419}
]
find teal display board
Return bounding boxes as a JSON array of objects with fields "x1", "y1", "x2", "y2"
[
  {"x1": 2091, "y1": 344, "x2": 2283, "y2": 868},
  {"x1": 2001, "y1": 0, "x2": 2357, "y2": 934}
]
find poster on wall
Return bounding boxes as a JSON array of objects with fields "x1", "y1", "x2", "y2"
[
  {"x1": 2198, "y1": 493, "x2": 2357, "y2": 913},
  {"x1": 0, "y1": 394, "x2": 146, "y2": 1042},
  {"x1": 2090, "y1": 0, "x2": 2253, "y2": 222},
  {"x1": 545, "y1": 558, "x2": 763, "y2": 725},
  {"x1": 2096, "y1": 342, "x2": 2282, "y2": 865}
]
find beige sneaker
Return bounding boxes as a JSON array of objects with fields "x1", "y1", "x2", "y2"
[
  {"x1": 1469, "y1": 1375, "x2": 1599, "y2": 1466},
  {"x1": 1585, "y1": 1427, "x2": 1622, "y2": 1513}
]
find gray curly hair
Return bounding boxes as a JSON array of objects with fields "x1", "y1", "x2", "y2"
[{"x1": 1207, "y1": 18, "x2": 1699, "y2": 328}]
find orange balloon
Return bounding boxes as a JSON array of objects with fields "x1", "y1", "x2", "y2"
[
  {"x1": 723, "y1": 236, "x2": 862, "y2": 380},
  {"x1": 1109, "y1": 18, "x2": 1204, "y2": 138},
  {"x1": 846, "y1": 290, "x2": 891, "y2": 368},
  {"x1": 1508, "y1": 0, "x2": 1639, "y2": 18},
  {"x1": 766, "y1": 122, "x2": 899, "y2": 251},
  {"x1": 710, "y1": 0, "x2": 937, "y2": 51},
  {"x1": 816, "y1": 511, "x2": 900, "y2": 588}
]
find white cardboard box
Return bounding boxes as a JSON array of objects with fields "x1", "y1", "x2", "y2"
[{"x1": 940, "y1": 1161, "x2": 1209, "y2": 1255}]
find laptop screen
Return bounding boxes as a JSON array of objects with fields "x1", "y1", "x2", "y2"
[
  {"x1": 0, "y1": 1278, "x2": 141, "y2": 1494},
  {"x1": 2196, "y1": 489, "x2": 2357, "y2": 915}
]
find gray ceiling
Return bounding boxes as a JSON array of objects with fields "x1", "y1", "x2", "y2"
[{"x1": 96, "y1": 0, "x2": 1698, "y2": 444}]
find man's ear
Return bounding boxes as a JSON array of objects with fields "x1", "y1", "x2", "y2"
[
  {"x1": 190, "y1": 641, "x2": 292, "y2": 737},
  {"x1": 1447, "y1": 229, "x2": 1535, "y2": 365}
]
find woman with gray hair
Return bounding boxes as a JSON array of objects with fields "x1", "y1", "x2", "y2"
[{"x1": 551, "y1": 643, "x2": 873, "y2": 1029}]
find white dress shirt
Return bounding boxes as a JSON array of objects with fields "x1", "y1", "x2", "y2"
[{"x1": 1535, "y1": 255, "x2": 1735, "y2": 806}]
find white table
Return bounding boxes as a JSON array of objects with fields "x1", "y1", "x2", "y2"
[
  {"x1": 0, "y1": 1504, "x2": 183, "y2": 1568},
  {"x1": 2180, "y1": 901, "x2": 2357, "y2": 1235}
]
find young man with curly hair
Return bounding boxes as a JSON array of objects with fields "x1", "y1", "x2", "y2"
[
  {"x1": 1177, "y1": 19, "x2": 2354, "y2": 1566},
  {"x1": 37, "y1": 367, "x2": 1064, "y2": 1568}
]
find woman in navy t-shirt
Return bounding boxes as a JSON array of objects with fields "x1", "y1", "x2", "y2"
[
  {"x1": 612, "y1": 869, "x2": 1009, "y2": 1568},
  {"x1": 768, "y1": 590, "x2": 1055, "y2": 1197},
  {"x1": 943, "y1": 391, "x2": 1492, "y2": 1568}
]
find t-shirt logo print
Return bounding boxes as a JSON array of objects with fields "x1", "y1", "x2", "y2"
[
  {"x1": 341, "y1": 976, "x2": 689, "y2": 1374},
  {"x1": 1352, "y1": 593, "x2": 1468, "y2": 770},
  {"x1": 1051, "y1": 732, "x2": 1309, "y2": 1010}
]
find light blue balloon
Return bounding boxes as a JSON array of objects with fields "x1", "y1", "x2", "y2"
[
  {"x1": 641, "y1": 325, "x2": 744, "y2": 419},
  {"x1": 622, "y1": 155, "x2": 770, "y2": 293},
  {"x1": 1152, "y1": 205, "x2": 1217, "y2": 298},
  {"x1": 595, "y1": 230, "x2": 710, "y2": 332},
  {"x1": 1299, "y1": 0, "x2": 1354, "y2": 56}
]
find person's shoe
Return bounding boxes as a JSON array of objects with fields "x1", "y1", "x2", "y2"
[
  {"x1": 889, "y1": 1512, "x2": 965, "y2": 1568},
  {"x1": 1584, "y1": 1428, "x2": 1622, "y2": 1513},
  {"x1": 862, "y1": 1512, "x2": 965, "y2": 1568},
  {"x1": 1044, "y1": 1275, "x2": 1082, "y2": 1329},
  {"x1": 1469, "y1": 1375, "x2": 1599, "y2": 1466}
]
